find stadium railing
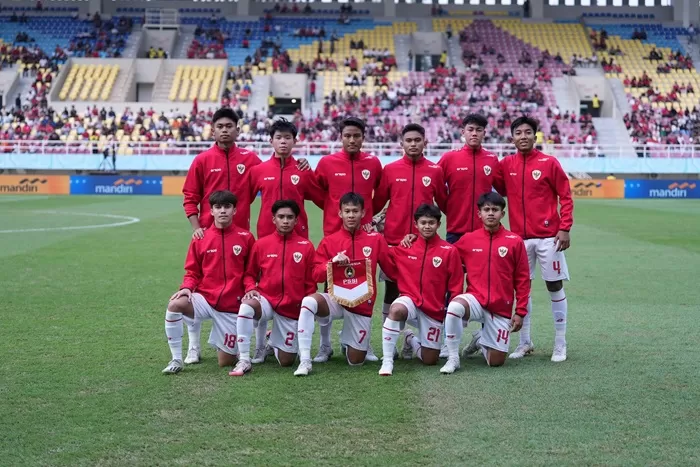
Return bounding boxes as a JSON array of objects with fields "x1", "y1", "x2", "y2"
[{"x1": 0, "y1": 141, "x2": 698, "y2": 159}]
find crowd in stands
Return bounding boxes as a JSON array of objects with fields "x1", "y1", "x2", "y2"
[
  {"x1": 624, "y1": 104, "x2": 700, "y2": 145},
  {"x1": 67, "y1": 13, "x2": 132, "y2": 58},
  {"x1": 189, "y1": 26, "x2": 228, "y2": 59}
]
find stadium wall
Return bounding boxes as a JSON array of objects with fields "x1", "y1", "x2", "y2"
[{"x1": 1, "y1": 175, "x2": 696, "y2": 199}]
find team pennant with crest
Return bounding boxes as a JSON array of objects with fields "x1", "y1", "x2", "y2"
[{"x1": 327, "y1": 259, "x2": 374, "y2": 308}]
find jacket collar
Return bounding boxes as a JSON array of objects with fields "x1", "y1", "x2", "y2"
[
  {"x1": 212, "y1": 142, "x2": 237, "y2": 157},
  {"x1": 339, "y1": 148, "x2": 363, "y2": 160},
  {"x1": 402, "y1": 154, "x2": 425, "y2": 165},
  {"x1": 213, "y1": 222, "x2": 237, "y2": 234},
  {"x1": 415, "y1": 233, "x2": 442, "y2": 248},
  {"x1": 270, "y1": 154, "x2": 296, "y2": 167},
  {"x1": 481, "y1": 224, "x2": 504, "y2": 237},
  {"x1": 517, "y1": 148, "x2": 542, "y2": 160}
]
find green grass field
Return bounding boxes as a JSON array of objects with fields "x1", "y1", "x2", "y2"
[{"x1": 1, "y1": 195, "x2": 699, "y2": 466}]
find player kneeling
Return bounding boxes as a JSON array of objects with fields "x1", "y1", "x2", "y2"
[
  {"x1": 379, "y1": 204, "x2": 463, "y2": 376},
  {"x1": 231, "y1": 200, "x2": 317, "y2": 375},
  {"x1": 440, "y1": 192, "x2": 531, "y2": 373},
  {"x1": 162, "y1": 191, "x2": 255, "y2": 374},
  {"x1": 294, "y1": 192, "x2": 395, "y2": 376}
]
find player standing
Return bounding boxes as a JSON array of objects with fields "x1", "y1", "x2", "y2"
[
  {"x1": 293, "y1": 193, "x2": 396, "y2": 376},
  {"x1": 496, "y1": 116, "x2": 573, "y2": 362},
  {"x1": 313, "y1": 118, "x2": 383, "y2": 362},
  {"x1": 162, "y1": 191, "x2": 255, "y2": 374},
  {"x1": 379, "y1": 204, "x2": 462, "y2": 376},
  {"x1": 230, "y1": 200, "x2": 317, "y2": 375},
  {"x1": 440, "y1": 192, "x2": 530, "y2": 373},
  {"x1": 372, "y1": 124, "x2": 447, "y2": 328},
  {"x1": 181, "y1": 109, "x2": 310, "y2": 364},
  {"x1": 438, "y1": 114, "x2": 502, "y2": 243}
]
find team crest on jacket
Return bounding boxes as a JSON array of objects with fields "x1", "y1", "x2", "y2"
[
  {"x1": 362, "y1": 246, "x2": 372, "y2": 257},
  {"x1": 293, "y1": 252, "x2": 303, "y2": 263},
  {"x1": 361, "y1": 169, "x2": 370, "y2": 180},
  {"x1": 237, "y1": 164, "x2": 246, "y2": 174},
  {"x1": 233, "y1": 245, "x2": 242, "y2": 256},
  {"x1": 432, "y1": 257, "x2": 442, "y2": 268},
  {"x1": 498, "y1": 246, "x2": 508, "y2": 257},
  {"x1": 532, "y1": 170, "x2": 541, "y2": 180},
  {"x1": 422, "y1": 176, "x2": 431, "y2": 187},
  {"x1": 483, "y1": 165, "x2": 492, "y2": 176},
  {"x1": 290, "y1": 174, "x2": 300, "y2": 185}
]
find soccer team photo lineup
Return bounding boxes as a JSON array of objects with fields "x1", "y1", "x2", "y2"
[{"x1": 157, "y1": 109, "x2": 572, "y2": 377}]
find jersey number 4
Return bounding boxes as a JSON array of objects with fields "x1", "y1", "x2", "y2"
[{"x1": 553, "y1": 261, "x2": 561, "y2": 275}]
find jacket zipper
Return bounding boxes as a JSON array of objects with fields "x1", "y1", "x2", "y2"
[
  {"x1": 521, "y1": 156, "x2": 527, "y2": 238},
  {"x1": 351, "y1": 230, "x2": 356, "y2": 259},
  {"x1": 215, "y1": 229, "x2": 228, "y2": 310},
  {"x1": 470, "y1": 148, "x2": 476, "y2": 232},
  {"x1": 409, "y1": 159, "x2": 416, "y2": 234},
  {"x1": 276, "y1": 236, "x2": 286, "y2": 309},
  {"x1": 225, "y1": 147, "x2": 231, "y2": 189},
  {"x1": 279, "y1": 157, "x2": 284, "y2": 199},
  {"x1": 419, "y1": 240, "x2": 428, "y2": 307},
  {"x1": 486, "y1": 231, "x2": 492, "y2": 308},
  {"x1": 351, "y1": 157, "x2": 355, "y2": 192}
]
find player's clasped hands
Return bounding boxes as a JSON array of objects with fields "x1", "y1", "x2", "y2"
[{"x1": 170, "y1": 288, "x2": 192, "y2": 302}]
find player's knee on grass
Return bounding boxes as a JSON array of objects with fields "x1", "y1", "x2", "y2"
[
  {"x1": 420, "y1": 347, "x2": 440, "y2": 365},
  {"x1": 486, "y1": 348, "x2": 507, "y2": 367},
  {"x1": 388, "y1": 303, "x2": 409, "y2": 322},
  {"x1": 384, "y1": 281, "x2": 399, "y2": 304},
  {"x1": 346, "y1": 346, "x2": 366, "y2": 365},
  {"x1": 217, "y1": 351, "x2": 237, "y2": 367},
  {"x1": 276, "y1": 349, "x2": 296, "y2": 367},
  {"x1": 545, "y1": 280, "x2": 563, "y2": 292},
  {"x1": 168, "y1": 297, "x2": 194, "y2": 318}
]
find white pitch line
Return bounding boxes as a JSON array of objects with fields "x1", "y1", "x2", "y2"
[
  {"x1": 0, "y1": 210, "x2": 141, "y2": 233},
  {"x1": 0, "y1": 196, "x2": 50, "y2": 203}
]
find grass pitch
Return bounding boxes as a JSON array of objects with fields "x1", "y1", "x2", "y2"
[{"x1": 0, "y1": 196, "x2": 698, "y2": 466}]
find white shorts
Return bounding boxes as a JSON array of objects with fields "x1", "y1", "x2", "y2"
[
  {"x1": 320, "y1": 293, "x2": 371, "y2": 352},
  {"x1": 524, "y1": 237, "x2": 570, "y2": 281},
  {"x1": 457, "y1": 293, "x2": 512, "y2": 353},
  {"x1": 393, "y1": 296, "x2": 444, "y2": 350},
  {"x1": 191, "y1": 293, "x2": 238, "y2": 356},
  {"x1": 253, "y1": 295, "x2": 298, "y2": 354}
]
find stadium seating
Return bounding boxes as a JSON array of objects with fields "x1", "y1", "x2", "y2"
[
  {"x1": 58, "y1": 63, "x2": 119, "y2": 101},
  {"x1": 169, "y1": 64, "x2": 224, "y2": 103}
]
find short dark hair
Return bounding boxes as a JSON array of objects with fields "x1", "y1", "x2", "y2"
[
  {"x1": 477, "y1": 191, "x2": 506, "y2": 210},
  {"x1": 339, "y1": 117, "x2": 365, "y2": 135},
  {"x1": 401, "y1": 123, "x2": 425, "y2": 138},
  {"x1": 339, "y1": 192, "x2": 364, "y2": 209},
  {"x1": 414, "y1": 203, "x2": 441, "y2": 222},
  {"x1": 269, "y1": 118, "x2": 298, "y2": 138},
  {"x1": 212, "y1": 107, "x2": 239, "y2": 124},
  {"x1": 272, "y1": 199, "x2": 300, "y2": 217},
  {"x1": 462, "y1": 114, "x2": 488, "y2": 128},
  {"x1": 209, "y1": 190, "x2": 238, "y2": 207},
  {"x1": 510, "y1": 116, "x2": 538, "y2": 135}
]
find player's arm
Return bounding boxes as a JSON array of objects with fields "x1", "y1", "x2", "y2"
[
  {"x1": 243, "y1": 243, "x2": 260, "y2": 296},
  {"x1": 376, "y1": 236, "x2": 397, "y2": 282},
  {"x1": 371, "y1": 168, "x2": 390, "y2": 215},
  {"x1": 552, "y1": 159, "x2": 573, "y2": 250},
  {"x1": 247, "y1": 167, "x2": 260, "y2": 206},
  {"x1": 492, "y1": 158, "x2": 507, "y2": 196},
  {"x1": 446, "y1": 248, "x2": 464, "y2": 298},
  {"x1": 511, "y1": 239, "x2": 531, "y2": 331},
  {"x1": 433, "y1": 168, "x2": 448, "y2": 214},
  {"x1": 303, "y1": 170, "x2": 326, "y2": 210},
  {"x1": 304, "y1": 243, "x2": 320, "y2": 293},
  {"x1": 180, "y1": 239, "x2": 203, "y2": 292},
  {"x1": 312, "y1": 239, "x2": 332, "y2": 283},
  {"x1": 182, "y1": 159, "x2": 204, "y2": 235}
]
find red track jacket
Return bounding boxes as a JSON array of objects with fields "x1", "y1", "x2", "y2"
[
  {"x1": 438, "y1": 145, "x2": 502, "y2": 234},
  {"x1": 180, "y1": 223, "x2": 256, "y2": 313},
  {"x1": 315, "y1": 150, "x2": 382, "y2": 235},
  {"x1": 496, "y1": 149, "x2": 574, "y2": 239},
  {"x1": 243, "y1": 231, "x2": 317, "y2": 320},
  {"x1": 389, "y1": 235, "x2": 463, "y2": 322},
  {"x1": 313, "y1": 228, "x2": 396, "y2": 317},
  {"x1": 372, "y1": 154, "x2": 448, "y2": 245},
  {"x1": 454, "y1": 225, "x2": 530, "y2": 319},
  {"x1": 247, "y1": 155, "x2": 324, "y2": 239},
  {"x1": 182, "y1": 143, "x2": 262, "y2": 230}
]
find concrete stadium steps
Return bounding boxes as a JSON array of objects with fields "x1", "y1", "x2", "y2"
[
  {"x1": 248, "y1": 74, "x2": 271, "y2": 114},
  {"x1": 122, "y1": 30, "x2": 142, "y2": 58},
  {"x1": 592, "y1": 117, "x2": 635, "y2": 156},
  {"x1": 393, "y1": 34, "x2": 412, "y2": 72},
  {"x1": 447, "y1": 37, "x2": 466, "y2": 71},
  {"x1": 552, "y1": 77, "x2": 580, "y2": 114},
  {"x1": 608, "y1": 77, "x2": 632, "y2": 115}
]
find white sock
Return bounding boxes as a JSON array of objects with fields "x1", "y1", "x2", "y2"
[
  {"x1": 550, "y1": 288, "x2": 567, "y2": 347},
  {"x1": 319, "y1": 320, "x2": 331, "y2": 348},
  {"x1": 165, "y1": 310, "x2": 183, "y2": 361},
  {"x1": 482, "y1": 346, "x2": 489, "y2": 365},
  {"x1": 255, "y1": 319, "x2": 268, "y2": 351},
  {"x1": 445, "y1": 301, "x2": 465, "y2": 359},
  {"x1": 408, "y1": 332, "x2": 422, "y2": 361},
  {"x1": 237, "y1": 303, "x2": 255, "y2": 362},
  {"x1": 519, "y1": 296, "x2": 533, "y2": 345},
  {"x1": 186, "y1": 319, "x2": 201, "y2": 351},
  {"x1": 382, "y1": 318, "x2": 401, "y2": 362},
  {"x1": 381, "y1": 303, "x2": 390, "y2": 324},
  {"x1": 298, "y1": 297, "x2": 317, "y2": 361}
]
